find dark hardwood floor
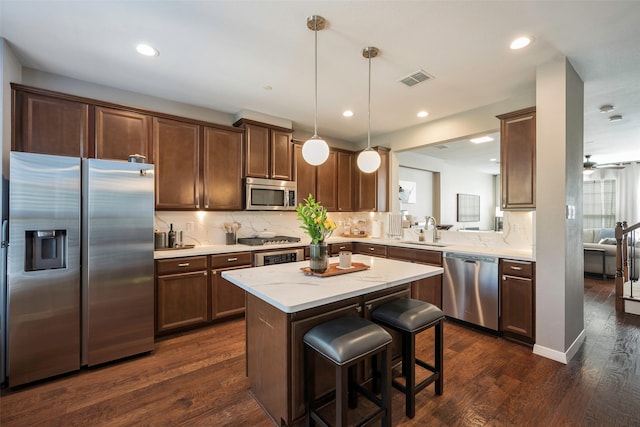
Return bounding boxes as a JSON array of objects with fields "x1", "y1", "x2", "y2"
[{"x1": 2, "y1": 276, "x2": 639, "y2": 426}]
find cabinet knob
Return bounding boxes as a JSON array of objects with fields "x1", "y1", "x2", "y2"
[
  {"x1": 227, "y1": 257, "x2": 238, "y2": 262},
  {"x1": 366, "y1": 303, "x2": 372, "y2": 311},
  {"x1": 204, "y1": 271, "x2": 207, "y2": 277},
  {"x1": 369, "y1": 247, "x2": 375, "y2": 251},
  {"x1": 510, "y1": 266, "x2": 523, "y2": 271},
  {"x1": 178, "y1": 262, "x2": 190, "y2": 267},
  {"x1": 205, "y1": 204, "x2": 209, "y2": 209},
  {"x1": 355, "y1": 306, "x2": 362, "y2": 313}
]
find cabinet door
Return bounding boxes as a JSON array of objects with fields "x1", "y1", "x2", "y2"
[
  {"x1": 500, "y1": 275, "x2": 534, "y2": 339},
  {"x1": 245, "y1": 123, "x2": 270, "y2": 178},
  {"x1": 355, "y1": 147, "x2": 389, "y2": 212},
  {"x1": 203, "y1": 127, "x2": 243, "y2": 210},
  {"x1": 411, "y1": 276, "x2": 442, "y2": 308},
  {"x1": 95, "y1": 107, "x2": 151, "y2": 162},
  {"x1": 353, "y1": 242, "x2": 387, "y2": 258},
  {"x1": 13, "y1": 90, "x2": 89, "y2": 157},
  {"x1": 270, "y1": 129, "x2": 293, "y2": 180},
  {"x1": 211, "y1": 267, "x2": 247, "y2": 320},
  {"x1": 156, "y1": 270, "x2": 208, "y2": 333},
  {"x1": 316, "y1": 150, "x2": 337, "y2": 211},
  {"x1": 153, "y1": 117, "x2": 201, "y2": 209},
  {"x1": 498, "y1": 107, "x2": 536, "y2": 210},
  {"x1": 293, "y1": 143, "x2": 316, "y2": 204},
  {"x1": 337, "y1": 152, "x2": 354, "y2": 212}
]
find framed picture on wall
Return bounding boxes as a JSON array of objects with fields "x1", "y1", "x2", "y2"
[{"x1": 457, "y1": 193, "x2": 480, "y2": 222}]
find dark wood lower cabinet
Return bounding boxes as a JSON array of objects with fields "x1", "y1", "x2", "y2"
[
  {"x1": 156, "y1": 270, "x2": 209, "y2": 333},
  {"x1": 500, "y1": 259, "x2": 535, "y2": 344},
  {"x1": 247, "y1": 285, "x2": 410, "y2": 426},
  {"x1": 387, "y1": 245, "x2": 443, "y2": 308},
  {"x1": 210, "y1": 252, "x2": 252, "y2": 320}
]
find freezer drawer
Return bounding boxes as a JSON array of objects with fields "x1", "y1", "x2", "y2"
[{"x1": 443, "y1": 252, "x2": 499, "y2": 330}]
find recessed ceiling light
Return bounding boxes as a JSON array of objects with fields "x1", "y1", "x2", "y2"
[
  {"x1": 136, "y1": 43, "x2": 159, "y2": 57},
  {"x1": 609, "y1": 115, "x2": 623, "y2": 122},
  {"x1": 599, "y1": 104, "x2": 615, "y2": 113},
  {"x1": 263, "y1": 85, "x2": 273, "y2": 91},
  {"x1": 470, "y1": 136, "x2": 494, "y2": 144},
  {"x1": 417, "y1": 111, "x2": 429, "y2": 118},
  {"x1": 343, "y1": 110, "x2": 354, "y2": 117},
  {"x1": 510, "y1": 36, "x2": 533, "y2": 50},
  {"x1": 489, "y1": 158, "x2": 497, "y2": 162}
]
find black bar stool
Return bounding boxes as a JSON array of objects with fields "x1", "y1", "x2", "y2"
[
  {"x1": 303, "y1": 316, "x2": 393, "y2": 427},
  {"x1": 371, "y1": 298, "x2": 444, "y2": 419}
]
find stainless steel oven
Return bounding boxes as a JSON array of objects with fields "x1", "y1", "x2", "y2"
[{"x1": 254, "y1": 248, "x2": 304, "y2": 266}]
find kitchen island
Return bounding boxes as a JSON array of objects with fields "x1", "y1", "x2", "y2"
[{"x1": 223, "y1": 254, "x2": 443, "y2": 426}]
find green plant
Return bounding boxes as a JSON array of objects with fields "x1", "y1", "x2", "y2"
[{"x1": 296, "y1": 194, "x2": 337, "y2": 244}]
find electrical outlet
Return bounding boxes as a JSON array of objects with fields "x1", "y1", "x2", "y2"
[{"x1": 186, "y1": 221, "x2": 194, "y2": 232}]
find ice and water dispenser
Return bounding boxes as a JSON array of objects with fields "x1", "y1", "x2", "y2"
[{"x1": 24, "y1": 230, "x2": 67, "y2": 271}]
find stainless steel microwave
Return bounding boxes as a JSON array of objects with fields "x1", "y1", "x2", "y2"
[{"x1": 245, "y1": 177, "x2": 297, "y2": 210}]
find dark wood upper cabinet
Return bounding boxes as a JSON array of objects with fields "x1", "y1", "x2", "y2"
[
  {"x1": 337, "y1": 151, "x2": 354, "y2": 212},
  {"x1": 234, "y1": 119, "x2": 293, "y2": 180},
  {"x1": 497, "y1": 107, "x2": 536, "y2": 210},
  {"x1": 202, "y1": 127, "x2": 244, "y2": 210},
  {"x1": 355, "y1": 147, "x2": 389, "y2": 212},
  {"x1": 316, "y1": 151, "x2": 337, "y2": 211},
  {"x1": 12, "y1": 86, "x2": 90, "y2": 157},
  {"x1": 293, "y1": 143, "x2": 316, "y2": 204},
  {"x1": 153, "y1": 117, "x2": 200, "y2": 210},
  {"x1": 95, "y1": 106, "x2": 151, "y2": 162}
]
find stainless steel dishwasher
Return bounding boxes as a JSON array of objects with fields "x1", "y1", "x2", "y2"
[{"x1": 443, "y1": 252, "x2": 499, "y2": 331}]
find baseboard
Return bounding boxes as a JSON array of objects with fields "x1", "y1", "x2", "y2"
[{"x1": 533, "y1": 329, "x2": 586, "y2": 364}]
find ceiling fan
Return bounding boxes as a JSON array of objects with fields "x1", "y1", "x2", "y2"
[{"x1": 583, "y1": 155, "x2": 625, "y2": 175}]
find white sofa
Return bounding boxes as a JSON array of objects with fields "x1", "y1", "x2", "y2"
[{"x1": 583, "y1": 228, "x2": 639, "y2": 278}]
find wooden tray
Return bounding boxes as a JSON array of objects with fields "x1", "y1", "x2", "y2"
[{"x1": 301, "y1": 262, "x2": 370, "y2": 277}]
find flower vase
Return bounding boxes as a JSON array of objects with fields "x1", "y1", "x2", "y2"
[{"x1": 309, "y1": 242, "x2": 329, "y2": 273}]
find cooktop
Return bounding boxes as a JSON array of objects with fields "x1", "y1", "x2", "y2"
[{"x1": 237, "y1": 236, "x2": 301, "y2": 246}]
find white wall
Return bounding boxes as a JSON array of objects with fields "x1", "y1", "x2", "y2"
[
  {"x1": 396, "y1": 151, "x2": 496, "y2": 230},
  {"x1": 398, "y1": 166, "x2": 433, "y2": 222},
  {"x1": 2, "y1": 38, "x2": 22, "y2": 219},
  {"x1": 534, "y1": 57, "x2": 585, "y2": 363}
]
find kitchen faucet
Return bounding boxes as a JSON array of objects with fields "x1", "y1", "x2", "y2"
[{"x1": 425, "y1": 216, "x2": 439, "y2": 243}]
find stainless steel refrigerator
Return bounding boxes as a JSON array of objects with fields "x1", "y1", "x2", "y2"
[{"x1": 6, "y1": 152, "x2": 155, "y2": 387}]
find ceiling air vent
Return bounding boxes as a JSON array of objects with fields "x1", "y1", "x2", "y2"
[{"x1": 399, "y1": 69, "x2": 434, "y2": 87}]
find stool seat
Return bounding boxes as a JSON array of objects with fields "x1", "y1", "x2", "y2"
[
  {"x1": 372, "y1": 298, "x2": 444, "y2": 332},
  {"x1": 304, "y1": 316, "x2": 392, "y2": 365}
]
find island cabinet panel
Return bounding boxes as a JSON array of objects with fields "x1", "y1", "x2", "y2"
[
  {"x1": 235, "y1": 119, "x2": 293, "y2": 180},
  {"x1": 202, "y1": 127, "x2": 244, "y2": 210},
  {"x1": 12, "y1": 87, "x2": 90, "y2": 157},
  {"x1": 210, "y1": 252, "x2": 252, "y2": 320},
  {"x1": 355, "y1": 147, "x2": 389, "y2": 212},
  {"x1": 153, "y1": 117, "x2": 201, "y2": 209},
  {"x1": 500, "y1": 259, "x2": 535, "y2": 344},
  {"x1": 353, "y1": 242, "x2": 387, "y2": 258},
  {"x1": 95, "y1": 106, "x2": 152, "y2": 162},
  {"x1": 497, "y1": 107, "x2": 536, "y2": 210},
  {"x1": 387, "y1": 246, "x2": 443, "y2": 308},
  {"x1": 337, "y1": 151, "x2": 355, "y2": 212},
  {"x1": 155, "y1": 257, "x2": 209, "y2": 334}
]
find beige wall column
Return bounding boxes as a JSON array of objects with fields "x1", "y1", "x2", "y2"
[{"x1": 534, "y1": 57, "x2": 585, "y2": 363}]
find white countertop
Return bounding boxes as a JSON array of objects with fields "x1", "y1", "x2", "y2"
[
  {"x1": 222, "y1": 254, "x2": 443, "y2": 313},
  {"x1": 154, "y1": 237, "x2": 534, "y2": 262}
]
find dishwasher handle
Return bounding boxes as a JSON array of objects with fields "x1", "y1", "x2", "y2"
[{"x1": 444, "y1": 252, "x2": 498, "y2": 264}]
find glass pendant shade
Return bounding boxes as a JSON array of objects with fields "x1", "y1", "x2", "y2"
[
  {"x1": 302, "y1": 136, "x2": 330, "y2": 166},
  {"x1": 357, "y1": 148, "x2": 381, "y2": 173}
]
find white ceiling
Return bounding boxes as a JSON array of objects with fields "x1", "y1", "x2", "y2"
[{"x1": 2, "y1": 1, "x2": 639, "y2": 169}]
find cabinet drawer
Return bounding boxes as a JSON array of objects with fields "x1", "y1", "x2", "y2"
[
  {"x1": 354, "y1": 242, "x2": 387, "y2": 257},
  {"x1": 501, "y1": 259, "x2": 533, "y2": 279},
  {"x1": 386, "y1": 246, "x2": 414, "y2": 262},
  {"x1": 329, "y1": 242, "x2": 353, "y2": 255},
  {"x1": 211, "y1": 252, "x2": 252, "y2": 269},
  {"x1": 156, "y1": 256, "x2": 208, "y2": 275},
  {"x1": 415, "y1": 249, "x2": 442, "y2": 266}
]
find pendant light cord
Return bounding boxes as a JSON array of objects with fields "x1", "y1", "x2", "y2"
[
  {"x1": 313, "y1": 18, "x2": 319, "y2": 138},
  {"x1": 367, "y1": 50, "x2": 371, "y2": 149}
]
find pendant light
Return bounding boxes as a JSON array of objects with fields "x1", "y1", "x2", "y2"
[
  {"x1": 302, "y1": 15, "x2": 330, "y2": 166},
  {"x1": 357, "y1": 46, "x2": 382, "y2": 173}
]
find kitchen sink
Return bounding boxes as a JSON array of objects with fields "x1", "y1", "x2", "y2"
[{"x1": 399, "y1": 240, "x2": 448, "y2": 248}]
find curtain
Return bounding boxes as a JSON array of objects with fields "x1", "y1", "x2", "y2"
[
  {"x1": 583, "y1": 179, "x2": 616, "y2": 229},
  {"x1": 617, "y1": 162, "x2": 640, "y2": 226}
]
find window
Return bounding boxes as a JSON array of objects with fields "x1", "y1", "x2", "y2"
[{"x1": 583, "y1": 179, "x2": 616, "y2": 228}]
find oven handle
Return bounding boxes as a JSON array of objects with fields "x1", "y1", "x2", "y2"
[{"x1": 254, "y1": 248, "x2": 305, "y2": 266}]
